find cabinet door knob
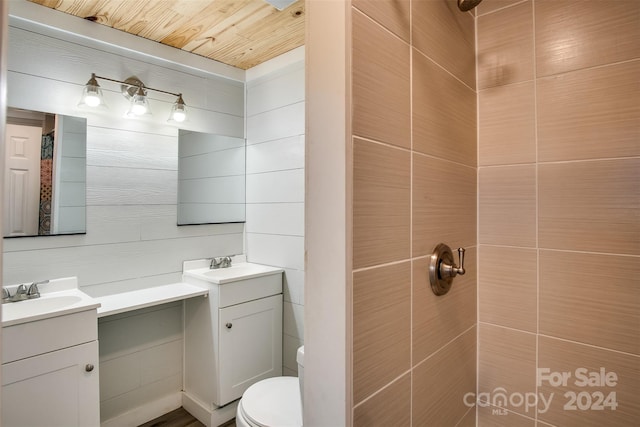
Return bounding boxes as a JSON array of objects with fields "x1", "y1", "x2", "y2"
[
  {"x1": 85, "y1": 364, "x2": 94, "y2": 372},
  {"x1": 225, "y1": 323, "x2": 232, "y2": 329}
]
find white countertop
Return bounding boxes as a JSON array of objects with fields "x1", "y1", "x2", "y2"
[
  {"x1": 183, "y1": 262, "x2": 283, "y2": 285},
  {"x1": 3, "y1": 276, "x2": 212, "y2": 325},
  {"x1": 2, "y1": 278, "x2": 101, "y2": 327},
  {"x1": 95, "y1": 282, "x2": 208, "y2": 317}
]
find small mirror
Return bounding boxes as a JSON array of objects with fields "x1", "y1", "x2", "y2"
[
  {"x1": 4, "y1": 108, "x2": 87, "y2": 237},
  {"x1": 178, "y1": 130, "x2": 245, "y2": 225}
]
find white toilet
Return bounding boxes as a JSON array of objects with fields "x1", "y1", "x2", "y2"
[{"x1": 235, "y1": 346, "x2": 304, "y2": 427}]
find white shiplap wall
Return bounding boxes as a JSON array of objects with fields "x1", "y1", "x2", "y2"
[
  {"x1": 245, "y1": 47, "x2": 305, "y2": 375},
  {"x1": 4, "y1": 4, "x2": 244, "y2": 424}
]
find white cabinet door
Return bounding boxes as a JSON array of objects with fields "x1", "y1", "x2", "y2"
[
  {"x1": 2, "y1": 341, "x2": 100, "y2": 427},
  {"x1": 217, "y1": 294, "x2": 282, "y2": 406}
]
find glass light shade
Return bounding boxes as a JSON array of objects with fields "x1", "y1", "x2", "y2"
[
  {"x1": 169, "y1": 95, "x2": 187, "y2": 122},
  {"x1": 79, "y1": 74, "x2": 105, "y2": 108},
  {"x1": 83, "y1": 86, "x2": 103, "y2": 107},
  {"x1": 126, "y1": 87, "x2": 151, "y2": 117}
]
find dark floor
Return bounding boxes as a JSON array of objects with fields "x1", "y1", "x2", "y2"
[{"x1": 139, "y1": 407, "x2": 236, "y2": 427}]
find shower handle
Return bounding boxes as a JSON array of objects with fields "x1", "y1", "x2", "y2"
[
  {"x1": 441, "y1": 247, "x2": 465, "y2": 278},
  {"x1": 429, "y1": 244, "x2": 466, "y2": 296}
]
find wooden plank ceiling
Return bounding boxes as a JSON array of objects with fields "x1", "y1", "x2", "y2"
[{"x1": 27, "y1": 0, "x2": 305, "y2": 70}]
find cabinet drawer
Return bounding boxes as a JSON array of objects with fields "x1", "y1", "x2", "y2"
[
  {"x1": 2, "y1": 309, "x2": 98, "y2": 364},
  {"x1": 219, "y1": 273, "x2": 282, "y2": 308}
]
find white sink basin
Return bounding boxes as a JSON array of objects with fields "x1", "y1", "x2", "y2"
[
  {"x1": 2, "y1": 288, "x2": 100, "y2": 327},
  {"x1": 3, "y1": 295, "x2": 82, "y2": 318},
  {"x1": 184, "y1": 262, "x2": 283, "y2": 284}
]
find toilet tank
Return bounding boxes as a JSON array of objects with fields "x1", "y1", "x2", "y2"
[{"x1": 297, "y1": 346, "x2": 305, "y2": 409}]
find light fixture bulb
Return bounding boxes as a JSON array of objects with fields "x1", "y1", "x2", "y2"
[
  {"x1": 84, "y1": 89, "x2": 102, "y2": 107},
  {"x1": 169, "y1": 94, "x2": 187, "y2": 123},
  {"x1": 131, "y1": 99, "x2": 148, "y2": 115},
  {"x1": 79, "y1": 73, "x2": 105, "y2": 108},
  {"x1": 172, "y1": 110, "x2": 186, "y2": 122},
  {"x1": 128, "y1": 86, "x2": 150, "y2": 116}
]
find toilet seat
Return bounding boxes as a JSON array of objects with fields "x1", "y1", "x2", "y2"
[{"x1": 238, "y1": 377, "x2": 302, "y2": 427}]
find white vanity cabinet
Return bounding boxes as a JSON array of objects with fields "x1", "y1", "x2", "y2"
[
  {"x1": 2, "y1": 308, "x2": 100, "y2": 427},
  {"x1": 183, "y1": 264, "x2": 283, "y2": 410},
  {"x1": 217, "y1": 293, "x2": 282, "y2": 405}
]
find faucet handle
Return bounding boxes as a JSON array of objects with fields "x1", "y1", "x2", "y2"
[
  {"x1": 27, "y1": 280, "x2": 46, "y2": 299},
  {"x1": 10, "y1": 284, "x2": 28, "y2": 302},
  {"x1": 455, "y1": 247, "x2": 466, "y2": 276},
  {"x1": 429, "y1": 244, "x2": 467, "y2": 297},
  {"x1": 2, "y1": 288, "x2": 10, "y2": 303}
]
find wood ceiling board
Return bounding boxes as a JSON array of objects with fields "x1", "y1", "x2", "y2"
[{"x1": 27, "y1": 0, "x2": 305, "y2": 70}]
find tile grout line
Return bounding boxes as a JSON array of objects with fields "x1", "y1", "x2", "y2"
[
  {"x1": 532, "y1": 0, "x2": 540, "y2": 423},
  {"x1": 474, "y1": 4, "x2": 481, "y2": 426},
  {"x1": 409, "y1": 2, "x2": 414, "y2": 424}
]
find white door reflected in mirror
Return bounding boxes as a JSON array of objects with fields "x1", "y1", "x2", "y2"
[{"x1": 3, "y1": 124, "x2": 42, "y2": 236}]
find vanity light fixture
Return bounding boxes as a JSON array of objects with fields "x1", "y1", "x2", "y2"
[{"x1": 79, "y1": 73, "x2": 187, "y2": 122}]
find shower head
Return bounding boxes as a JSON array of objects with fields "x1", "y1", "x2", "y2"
[{"x1": 458, "y1": 0, "x2": 483, "y2": 12}]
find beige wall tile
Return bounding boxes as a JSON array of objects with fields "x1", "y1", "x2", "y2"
[
  {"x1": 353, "y1": 373, "x2": 411, "y2": 427},
  {"x1": 352, "y1": 0, "x2": 410, "y2": 43},
  {"x1": 476, "y1": 0, "x2": 528, "y2": 17},
  {"x1": 457, "y1": 407, "x2": 477, "y2": 427},
  {"x1": 352, "y1": 9, "x2": 410, "y2": 149},
  {"x1": 477, "y1": 1, "x2": 533, "y2": 89},
  {"x1": 353, "y1": 262, "x2": 411, "y2": 405},
  {"x1": 479, "y1": 165, "x2": 536, "y2": 247},
  {"x1": 412, "y1": 249, "x2": 477, "y2": 364},
  {"x1": 413, "y1": 155, "x2": 476, "y2": 258},
  {"x1": 412, "y1": 49, "x2": 477, "y2": 167},
  {"x1": 540, "y1": 250, "x2": 640, "y2": 355},
  {"x1": 412, "y1": 0, "x2": 475, "y2": 88},
  {"x1": 353, "y1": 138, "x2": 410, "y2": 269},
  {"x1": 413, "y1": 327, "x2": 477, "y2": 426},
  {"x1": 538, "y1": 61, "x2": 640, "y2": 162},
  {"x1": 479, "y1": 245, "x2": 537, "y2": 332},
  {"x1": 478, "y1": 405, "x2": 536, "y2": 427},
  {"x1": 479, "y1": 81, "x2": 536, "y2": 166},
  {"x1": 538, "y1": 159, "x2": 640, "y2": 255},
  {"x1": 538, "y1": 336, "x2": 640, "y2": 427},
  {"x1": 535, "y1": 0, "x2": 640, "y2": 77},
  {"x1": 479, "y1": 324, "x2": 537, "y2": 416}
]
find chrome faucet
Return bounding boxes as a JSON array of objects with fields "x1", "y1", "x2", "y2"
[
  {"x1": 2, "y1": 280, "x2": 48, "y2": 303},
  {"x1": 210, "y1": 256, "x2": 233, "y2": 269},
  {"x1": 9, "y1": 284, "x2": 28, "y2": 302}
]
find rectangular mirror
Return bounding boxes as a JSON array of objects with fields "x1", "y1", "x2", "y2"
[
  {"x1": 178, "y1": 130, "x2": 245, "y2": 225},
  {"x1": 4, "y1": 108, "x2": 87, "y2": 237}
]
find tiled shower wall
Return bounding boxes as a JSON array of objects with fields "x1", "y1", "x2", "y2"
[
  {"x1": 245, "y1": 48, "x2": 305, "y2": 375},
  {"x1": 350, "y1": 1, "x2": 477, "y2": 425},
  {"x1": 477, "y1": 1, "x2": 639, "y2": 426}
]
